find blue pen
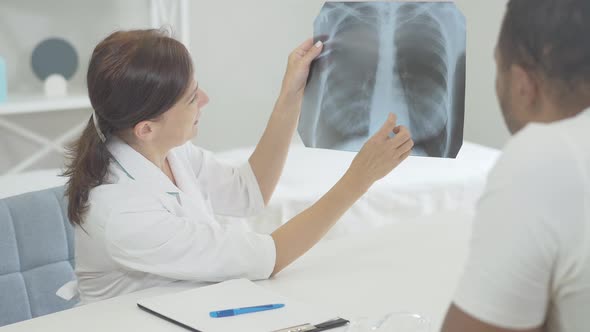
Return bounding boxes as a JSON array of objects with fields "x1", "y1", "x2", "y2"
[{"x1": 209, "y1": 303, "x2": 285, "y2": 318}]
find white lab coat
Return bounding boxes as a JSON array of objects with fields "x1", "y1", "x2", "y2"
[{"x1": 59, "y1": 136, "x2": 276, "y2": 305}]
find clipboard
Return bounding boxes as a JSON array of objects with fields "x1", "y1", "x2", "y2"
[{"x1": 136, "y1": 279, "x2": 350, "y2": 332}]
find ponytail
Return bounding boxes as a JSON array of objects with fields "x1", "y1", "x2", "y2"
[
  {"x1": 63, "y1": 28, "x2": 194, "y2": 226},
  {"x1": 63, "y1": 117, "x2": 111, "y2": 226}
]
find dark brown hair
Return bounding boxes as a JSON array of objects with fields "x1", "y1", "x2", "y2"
[
  {"x1": 63, "y1": 28, "x2": 193, "y2": 225},
  {"x1": 498, "y1": 0, "x2": 590, "y2": 100}
]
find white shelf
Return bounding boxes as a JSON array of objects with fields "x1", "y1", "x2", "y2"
[
  {"x1": 0, "y1": 1, "x2": 191, "y2": 175},
  {"x1": 0, "y1": 94, "x2": 92, "y2": 115}
]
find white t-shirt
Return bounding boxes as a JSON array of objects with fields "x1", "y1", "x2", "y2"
[
  {"x1": 64, "y1": 137, "x2": 275, "y2": 305},
  {"x1": 453, "y1": 109, "x2": 590, "y2": 331}
]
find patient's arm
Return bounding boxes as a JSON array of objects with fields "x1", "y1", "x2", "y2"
[{"x1": 441, "y1": 304, "x2": 542, "y2": 332}]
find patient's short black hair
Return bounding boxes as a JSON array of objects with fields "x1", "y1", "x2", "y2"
[{"x1": 498, "y1": 0, "x2": 590, "y2": 102}]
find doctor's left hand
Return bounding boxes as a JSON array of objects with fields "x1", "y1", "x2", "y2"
[{"x1": 280, "y1": 38, "x2": 324, "y2": 102}]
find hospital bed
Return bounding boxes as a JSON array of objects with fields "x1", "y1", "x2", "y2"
[{"x1": 0, "y1": 140, "x2": 500, "y2": 239}]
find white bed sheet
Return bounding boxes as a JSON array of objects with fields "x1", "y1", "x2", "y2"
[
  {"x1": 214, "y1": 141, "x2": 500, "y2": 238},
  {"x1": 0, "y1": 141, "x2": 500, "y2": 238}
]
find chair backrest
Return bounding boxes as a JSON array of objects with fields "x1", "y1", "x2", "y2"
[{"x1": 0, "y1": 186, "x2": 77, "y2": 327}]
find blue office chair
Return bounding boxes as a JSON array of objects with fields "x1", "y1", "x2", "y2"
[{"x1": 0, "y1": 186, "x2": 77, "y2": 327}]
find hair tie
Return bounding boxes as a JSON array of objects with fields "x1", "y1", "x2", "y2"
[{"x1": 92, "y1": 110, "x2": 107, "y2": 143}]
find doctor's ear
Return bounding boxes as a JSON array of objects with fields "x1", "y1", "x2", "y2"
[{"x1": 133, "y1": 121, "x2": 155, "y2": 141}]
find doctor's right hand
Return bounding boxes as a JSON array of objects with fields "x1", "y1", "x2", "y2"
[{"x1": 345, "y1": 113, "x2": 413, "y2": 191}]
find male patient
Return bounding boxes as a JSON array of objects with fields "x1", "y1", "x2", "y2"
[{"x1": 440, "y1": 0, "x2": 590, "y2": 331}]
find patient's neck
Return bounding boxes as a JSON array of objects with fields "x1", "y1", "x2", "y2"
[{"x1": 537, "y1": 93, "x2": 590, "y2": 124}]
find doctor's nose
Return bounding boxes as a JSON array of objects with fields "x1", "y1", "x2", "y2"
[{"x1": 198, "y1": 89, "x2": 209, "y2": 108}]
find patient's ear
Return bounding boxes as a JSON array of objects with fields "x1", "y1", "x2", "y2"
[{"x1": 511, "y1": 64, "x2": 539, "y2": 110}]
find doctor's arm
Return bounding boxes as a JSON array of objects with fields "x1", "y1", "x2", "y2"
[
  {"x1": 270, "y1": 114, "x2": 413, "y2": 276},
  {"x1": 248, "y1": 39, "x2": 323, "y2": 205},
  {"x1": 105, "y1": 115, "x2": 411, "y2": 282}
]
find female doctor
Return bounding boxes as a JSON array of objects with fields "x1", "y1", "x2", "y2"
[{"x1": 62, "y1": 29, "x2": 414, "y2": 304}]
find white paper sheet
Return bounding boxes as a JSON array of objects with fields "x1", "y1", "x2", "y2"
[{"x1": 136, "y1": 279, "x2": 343, "y2": 332}]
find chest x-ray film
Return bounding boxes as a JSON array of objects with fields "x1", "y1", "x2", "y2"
[{"x1": 299, "y1": 1, "x2": 466, "y2": 158}]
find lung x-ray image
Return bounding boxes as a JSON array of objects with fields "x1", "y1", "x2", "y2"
[{"x1": 299, "y1": 1, "x2": 466, "y2": 158}]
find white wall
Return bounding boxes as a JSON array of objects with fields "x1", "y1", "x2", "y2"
[
  {"x1": 0, "y1": 0, "x2": 151, "y2": 173},
  {"x1": 0, "y1": 0, "x2": 510, "y2": 173},
  {"x1": 456, "y1": 0, "x2": 511, "y2": 152},
  {"x1": 193, "y1": 0, "x2": 511, "y2": 153}
]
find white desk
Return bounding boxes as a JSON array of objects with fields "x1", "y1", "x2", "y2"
[{"x1": 1, "y1": 211, "x2": 472, "y2": 332}]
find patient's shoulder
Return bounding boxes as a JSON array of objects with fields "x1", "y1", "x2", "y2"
[
  {"x1": 481, "y1": 121, "x2": 587, "y2": 224},
  {"x1": 492, "y1": 121, "x2": 580, "y2": 182}
]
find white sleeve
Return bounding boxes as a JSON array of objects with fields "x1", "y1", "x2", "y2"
[
  {"x1": 453, "y1": 124, "x2": 573, "y2": 330},
  {"x1": 185, "y1": 143, "x2": 265, "y2": 217},
  {"x1": 104, "y1": 194, "x2": 275, "y2": 282}
]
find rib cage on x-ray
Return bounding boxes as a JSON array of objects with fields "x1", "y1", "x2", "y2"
[{"x1": 299, "y1": 2, "x2": 466, "y2": 158}]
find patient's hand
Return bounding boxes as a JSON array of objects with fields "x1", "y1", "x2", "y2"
[{"x1": 345, "y1": 113, "x2": 413, "y2": 189}]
